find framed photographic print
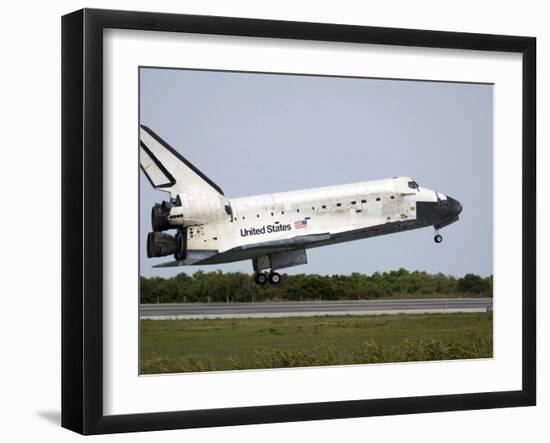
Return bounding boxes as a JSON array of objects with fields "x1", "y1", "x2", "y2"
[{"x1": 61, "y1": 8, "x2": 536, "y2": 435}]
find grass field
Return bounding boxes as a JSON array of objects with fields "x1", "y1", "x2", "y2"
[{"x1": 140, "y1": 312, "x2": 493, "y2": 374}]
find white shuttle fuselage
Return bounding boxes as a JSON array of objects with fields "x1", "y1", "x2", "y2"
[{"x1": 140, "y1": 126, "x2": 462, "y2": 284}]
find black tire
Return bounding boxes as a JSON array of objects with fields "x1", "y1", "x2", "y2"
[
  {"x1": 268, "y1": 272, "x2": 281, "y2": 285},
  {"x1": 434, "y1": 234, "x2": 443, "y2": 243},
  {"x1": 254, "y1": 273, "x2": 268, "y2": 285}
]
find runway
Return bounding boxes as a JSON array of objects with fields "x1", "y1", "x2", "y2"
[{"x1": 140, "y1": 297, "x2": 493, "y2": 320}]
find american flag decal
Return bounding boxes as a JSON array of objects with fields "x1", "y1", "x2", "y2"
[{"x1": 294, "y1": 219, "x2": 308, "y2": 229}]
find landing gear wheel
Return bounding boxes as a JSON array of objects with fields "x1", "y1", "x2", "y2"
[
  {"x1": 268, "y1": 272, "x2": 281, "y2": 285},
  {"x1": 434, "y1": 234, "x2": 443, "y2": 243},
  {"x1": 254, "y1": 272, "x2": 268, "y2": 285}
]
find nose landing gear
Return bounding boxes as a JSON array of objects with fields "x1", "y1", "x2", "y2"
[
  {"x1": 434, "y1": 231, "x2": 443, "y2": 243},
  {"x1": 254, "y1": 271, "x2": 281, "y2": 285}
]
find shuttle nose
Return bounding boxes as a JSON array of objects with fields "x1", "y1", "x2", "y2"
[
  {"x1": 416, "y1": 193, "x2": 463, "y2": 230},
  {"x1": 447, "y1": 196, "x2": 463, "y2": 217}
]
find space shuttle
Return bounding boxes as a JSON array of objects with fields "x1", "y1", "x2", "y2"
[{"x1": 140, "y1": 125, "x2": 463, "y2": 285}]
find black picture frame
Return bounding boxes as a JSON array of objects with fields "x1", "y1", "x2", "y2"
[{"x1": 62, "y1": 8, "x2": 536, "y2": 435}]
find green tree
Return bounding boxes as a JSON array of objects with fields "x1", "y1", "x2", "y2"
[
  {"x1": 139, "y1": 270, "x2": 493, "y2": 303},
  {"x1": 457, "y1": 274, "x2": 489, "y2": 294}
]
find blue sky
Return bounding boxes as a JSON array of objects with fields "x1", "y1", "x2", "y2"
[{"x1": 139, "y1": 68, "x2": 493, "y2": 278}]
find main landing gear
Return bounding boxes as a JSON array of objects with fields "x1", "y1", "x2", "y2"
[{"x1": 254, "y1": 271, "x2": 281, "y2": 285}]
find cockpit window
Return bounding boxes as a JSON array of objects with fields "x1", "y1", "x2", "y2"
[{"x1": 408, "y1": 181, "x2": 419, "y2": 190}]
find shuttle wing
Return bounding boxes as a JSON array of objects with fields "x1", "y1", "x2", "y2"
[
  {"x1": 237, "y1": 233, "x2": 332, "y2": 253},
  {"x1": 139, "y1": 125, "x2": 225, "y2": 197},
  {"x1": 152, "y1": 233, "x2": 332, "y2": 268}
]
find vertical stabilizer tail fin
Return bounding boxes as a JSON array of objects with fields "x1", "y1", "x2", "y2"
[{"x1": 139, "y1": 125, "x2": 224, "y2": 197}]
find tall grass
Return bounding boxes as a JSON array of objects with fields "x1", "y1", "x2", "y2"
[{"x1": 141, "y1": 333, "x2": 492, "y2": 374}]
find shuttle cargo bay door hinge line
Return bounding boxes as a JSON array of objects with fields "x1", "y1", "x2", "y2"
[{"x1": 139, "y1": 125, "x2": 463, "y2": 285}]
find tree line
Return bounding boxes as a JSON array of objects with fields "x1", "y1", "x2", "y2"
[{"x1": 140, "y1": 269, "x2": 493, "y2": 304}]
